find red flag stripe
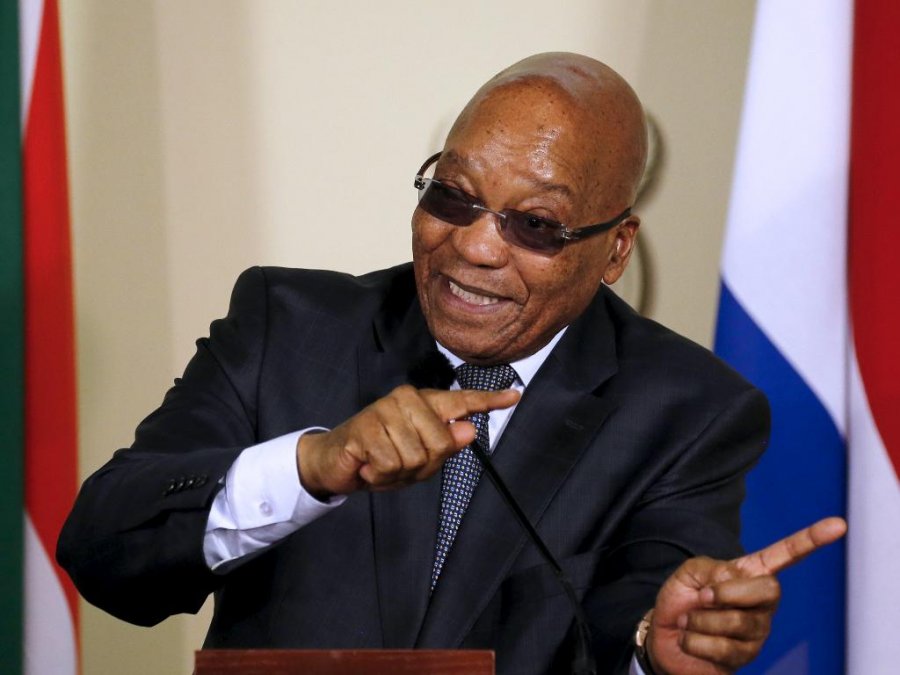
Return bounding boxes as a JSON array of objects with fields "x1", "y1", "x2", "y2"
[
  {"x1": 22, "y1": 0, "x2": 79, "y2": 629},
  {"x1": 849, "y1": 0, "x2": 900, "y2": 479}
]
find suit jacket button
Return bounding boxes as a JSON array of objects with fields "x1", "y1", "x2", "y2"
[
  {"x1": 164, "y1": 480, "x2": 176, "y2": 496},
  {"x1": 195, "y1": 475, "x2": 208, "y2": 487}
]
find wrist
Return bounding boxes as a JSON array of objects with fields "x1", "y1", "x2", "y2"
[{"x1": 296, "y1": 430, "x2": 333, "y2": 501}]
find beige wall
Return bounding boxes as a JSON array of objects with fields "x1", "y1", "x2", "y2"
[{"x1": 59, "y1": 1, "x2": 755, "y2": 672}]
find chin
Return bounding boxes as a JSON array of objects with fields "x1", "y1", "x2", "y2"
[{"x1": 433, "y1": 328, "x2": 501, "y2": 364}]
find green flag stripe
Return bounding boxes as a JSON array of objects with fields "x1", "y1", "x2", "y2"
[{"x1": 0, "y1": 2, "x2": 23, "y2": 674}]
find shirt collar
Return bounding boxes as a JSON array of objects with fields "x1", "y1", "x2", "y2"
[{"x1": 435, "y1": 327, "x2": 567, "y2": 388}]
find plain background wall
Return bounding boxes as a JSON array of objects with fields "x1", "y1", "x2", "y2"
[{"x1": 58, "y1": 1, "x2": 756, "y2": 672}]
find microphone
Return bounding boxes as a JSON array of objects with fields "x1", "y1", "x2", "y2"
[
  {"x1": 407, "y1": 350, "x2": 457, "y2": 390},
  {"x1": 409, "y1": 352, "x2": 597, "y2": 675}
]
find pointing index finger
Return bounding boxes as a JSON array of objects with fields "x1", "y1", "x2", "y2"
[
  {"x1": 422, "y1": 388, "x2": 521, "y2": 422},
  {"x1": 736, "y1": 516, "x2": 847, "y2": 576}
]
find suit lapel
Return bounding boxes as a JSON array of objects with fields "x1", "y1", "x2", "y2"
[
  {"x1": 416, "y1": 289, "x2": 621, "y2": 648},
  {"x1": 359, "y1": 277, "x2": 445, "y2": 647}
]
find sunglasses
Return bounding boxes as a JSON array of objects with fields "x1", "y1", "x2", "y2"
[{"x1": 413, "y1": 152, "x2": 631, "y2": 255}]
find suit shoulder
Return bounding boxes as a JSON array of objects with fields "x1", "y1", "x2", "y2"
[
  {"x1": 602, "y1": 288, "x2": 759, "y2": 400},
  {"x1": 233, "y1": 263, "x2": 416, "y2": 322}
]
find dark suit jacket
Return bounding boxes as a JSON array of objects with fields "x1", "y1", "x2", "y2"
[{"x1": 58, "y1": 264, "x2": 769, "y2": 674}]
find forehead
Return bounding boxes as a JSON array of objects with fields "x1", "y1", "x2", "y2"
[
  {"x1": 447, "y1": 79, "x2": 589, "y2": 156},
  {"x1": 445, "y1": 82, "x2": 599, "y2": 190}
]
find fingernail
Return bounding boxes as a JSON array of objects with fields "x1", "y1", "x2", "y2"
[
  {"x1": 677, "y1": 614, "x2": 687, "y2": 629},
  {"x1": 700, "y1": 587, "x2": 715, "y2": 604}
]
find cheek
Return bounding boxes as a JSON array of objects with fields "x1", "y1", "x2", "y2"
[
  {"x1": 412, "y1": 212, "x2": 451, "y2": 258},
  {"x1": 518, "y1": 250, "x2": 585, "y2": 297},
  {"x1": 517, "y1": 248, "x2": 607, "y2": 321},
  {"x1": 515, "y1": 258, "x2": 572, "y2": 315}
]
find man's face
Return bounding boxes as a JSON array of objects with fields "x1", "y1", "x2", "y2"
[{"x1": 412, "y1": 82, "x2": 638, "y2": 365}]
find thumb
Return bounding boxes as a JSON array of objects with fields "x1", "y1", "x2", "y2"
[{"x1": 448, "y1": 419, "x2": 477, "y2": 450}]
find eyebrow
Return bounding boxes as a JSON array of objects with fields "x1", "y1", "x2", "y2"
[{"x1": 440, "y1": 150, "x2": 574, "y2": 199}]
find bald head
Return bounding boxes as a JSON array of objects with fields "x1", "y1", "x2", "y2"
[
  {"x1": 446, "y1": 52, "x2": 648, "y2": 213},
  {"x1": 412, "y1": 53, "x2": 647, "y2": 364}
]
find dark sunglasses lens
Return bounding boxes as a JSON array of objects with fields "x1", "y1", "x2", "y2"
[
  {"x1": 419, "y1": 181, "x2": 477, "y2": 226},
  {"x1": 503, "y1": 212, "x2": 565, "y2": 254}
]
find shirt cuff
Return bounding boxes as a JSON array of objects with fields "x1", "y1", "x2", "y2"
[{"x1": 204, "y1": 428, "x2": 346, "y2": 572}]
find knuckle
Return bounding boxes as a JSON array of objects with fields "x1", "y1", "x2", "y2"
[
  {"x1": 751, "y1": 614, "x2": 770, "y2": 639},
  {"x1": 386, "y1": 385, "x2": 420, "y2": 411},
  {"x1": 714, "y1": 638, "x2": 746, "y2": 668},
  {"x1": 743, "y1": 609, "x2": 762, "y2": 630},
  {"x1": 379, "y1": 455, "x2": 402, "y2": 474},
  {"x1": 729, "y1": 639, "x2": 759, "y2": 668},
  {"x1": 752, "y1": 609, "x2": 774, "y2": 637},
  {"x1": 401, "y1": 453, "x2": 427, "y2": 475},
  {"x1": 358, "y1": 404, "x2": 387, "y2": 428},
  {"x1": 683, "y1": 631, "x2": 750, "y2": 669},
  {"x1": 681, "y1": 555, "x2": 715, "y2": 575},
  {"x1": 761, "y1": 575, "x2": 781, "y2": 598},
  {"x1": 342, "y1": 437, "x2": 362, "y2": 459},
  {"x1": 407, "y1": 447, "x2": 428, "y2": 468},
  {"x1": 732, "y1": 610, "x2": 754, "y2": 634},
  {"x1": 390, "y1": 384, "x2": 417, "y2": 398}
]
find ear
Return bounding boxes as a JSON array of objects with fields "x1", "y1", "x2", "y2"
[{"x1": 602, "y1": 217, "x2": 640, "y2": 285}]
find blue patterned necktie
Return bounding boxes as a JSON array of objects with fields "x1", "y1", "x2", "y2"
[{"x1": 431, "y1": 363, "x2": 517, "y2": 591}]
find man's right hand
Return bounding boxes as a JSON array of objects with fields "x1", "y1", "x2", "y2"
[{"x1": 296, "y1": 385, "x2": 520, "y2": 499}]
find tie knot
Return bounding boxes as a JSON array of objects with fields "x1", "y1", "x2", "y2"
[{"x1": 456, "y1": 363, "x2": 517, "y2": 391}]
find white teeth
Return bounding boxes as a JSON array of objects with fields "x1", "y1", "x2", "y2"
[{"x1": 449, "y1": 280, "x2": 499, "y2": 306}]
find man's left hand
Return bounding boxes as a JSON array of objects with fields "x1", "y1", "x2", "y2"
[{"x1": 646, "y1": 516, "x2": 847, "y2": 675}]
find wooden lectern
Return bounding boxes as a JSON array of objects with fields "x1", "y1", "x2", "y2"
[{"x1": 195, "y1": 649, "x2": 495, "y2": 674}]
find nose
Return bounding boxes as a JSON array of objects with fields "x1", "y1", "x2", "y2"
[{"x1": 449, "y1": 210, "x2": 510, "y2": 268}]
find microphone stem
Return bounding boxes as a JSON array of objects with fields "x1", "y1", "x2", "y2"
[{"x1": 469, "y1": 443, "x2": 597, "y2": 675}]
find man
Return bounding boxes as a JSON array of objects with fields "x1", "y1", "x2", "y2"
[{"x1": 58, "y1": 53, "x2": 844, "y2": 674}]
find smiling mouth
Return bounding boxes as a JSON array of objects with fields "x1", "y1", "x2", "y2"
[{"x1": 448, "y1": 279, "x2": 500, "y2": 306}]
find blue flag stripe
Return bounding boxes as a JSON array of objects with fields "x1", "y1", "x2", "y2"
[{"x1": 715, "y1": 282, "x2": 845, "y2": 674}]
